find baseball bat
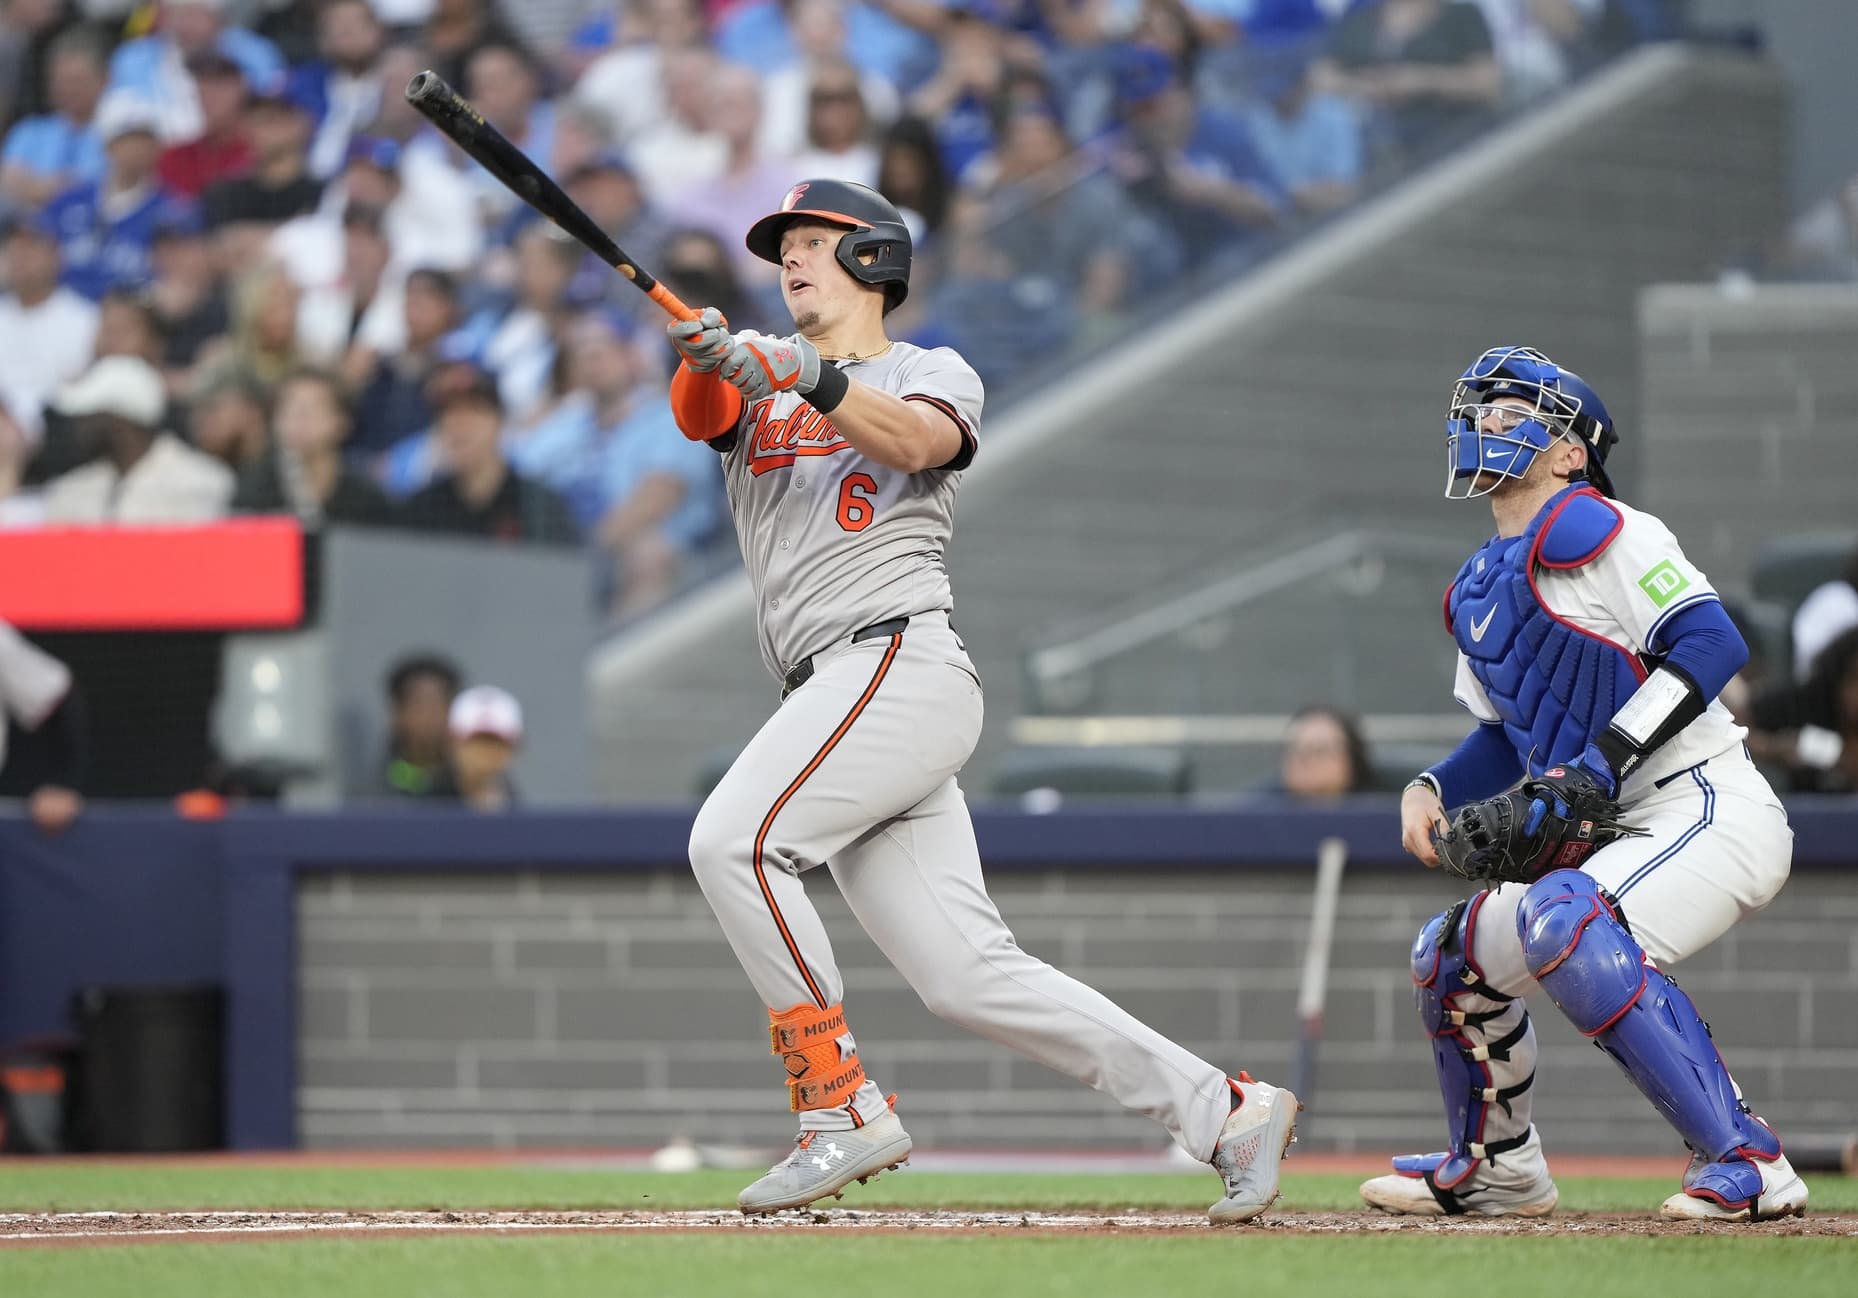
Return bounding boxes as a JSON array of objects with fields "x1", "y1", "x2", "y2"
[
  {"x1": 1287, "y1": 836, "x2": 1349, "y2": 1109},
  {"x1": 403, "y1": 71, "x2": 697, "y2": 323},
  {"x1": 1787, "y1": 1134, "x2": 1857, "y2": 1175}
]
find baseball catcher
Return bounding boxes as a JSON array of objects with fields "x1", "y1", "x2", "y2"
[{"x1": 1360, "y1": 345, "x2": 1806, "y2": 1223}]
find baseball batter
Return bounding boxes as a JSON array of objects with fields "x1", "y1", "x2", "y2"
[
  {"x1": 665, "y1": 179, "x2": 1298, "y2": 1220},
  {"x1": 1359, "y1": 346, "x2": 1807, "y2": 1221}
]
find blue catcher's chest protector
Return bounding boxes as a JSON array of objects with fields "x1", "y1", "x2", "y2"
[{"x1": 1446, "y1": 486, "x2": 1642, "y2": 778}]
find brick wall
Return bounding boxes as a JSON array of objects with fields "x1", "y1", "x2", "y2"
[{"x1": 297, "y1": 866, "x2": 1857, "y2": 1153}]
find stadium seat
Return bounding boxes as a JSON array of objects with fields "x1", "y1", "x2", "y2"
[
  {"x1": 1750, "y1": 533, "x2": 1857, "y2": 612},
  {"x1": 988, "y1": 745, "x2": 1193, "y2": 800},
  {"x1": 1732, "y1": 597, "x2": 1794, "y2": 683},
  {"x1": 1369, "y1": 740, "x2": 1455, "y2": 794},
  {"x1": 692, "y1": 747, "x2": 742, "y2": 800}
]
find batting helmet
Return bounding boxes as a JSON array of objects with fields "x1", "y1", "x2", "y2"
[
  {"x1": 1445, "y1": 345, "x2": 1619, "y2": 500},
  {"x1": 746, "y1": 179, "x2": 912, "y2": 310}
]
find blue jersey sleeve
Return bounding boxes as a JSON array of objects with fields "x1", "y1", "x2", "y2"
[
  {"x1": 1426, "y1": 721, "x2": 1524, "y2": 809},
  {"x1": 1649, "y1": 597, "x2": 1747, "y2": 702}
]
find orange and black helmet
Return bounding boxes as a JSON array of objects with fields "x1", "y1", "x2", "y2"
[{"x1": 746, "y1": 179, "x2": 912, "y2": 310}]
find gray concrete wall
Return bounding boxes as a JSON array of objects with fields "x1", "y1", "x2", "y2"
[
  {"x1": 241, "y1": 530, "x2": 598, "y2": 805},
  {"x1": 1690, "y1": 0, "x2": 1858, "y2": 209},
  {"x1": 1639, "y1": 283, "x2": 1858, "y2": 590},
  {"x1": 297, "y1": 866, "x2": 1857, "y2": 1153}
]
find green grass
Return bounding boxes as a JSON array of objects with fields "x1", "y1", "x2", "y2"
[
  {"x1": 2, "y1": 1167, "x2": 1852, "y2": 1298},
  {"x1": 3, "y1": 1234, "x2": 1855, "y2": 1298},
  {"x1": 10, "y1": 1166, "x2": 1857, "y2": 1214}
]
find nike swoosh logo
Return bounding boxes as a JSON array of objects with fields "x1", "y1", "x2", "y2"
[
  {"x1": 1470, "y1": 606, "x2": 1498, "y2": 641},
  {"x1": 1485, "y1": 448, "x2": 1512, "y2": 459}
]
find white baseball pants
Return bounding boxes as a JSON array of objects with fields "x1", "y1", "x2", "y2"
[{"x1": 687, "y1": 611, "x2": 1235, "y2": 1158}]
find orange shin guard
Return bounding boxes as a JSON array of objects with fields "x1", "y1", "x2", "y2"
[{"x1": 769, "y1": 1002, "x2": 866, "y2": 1112}]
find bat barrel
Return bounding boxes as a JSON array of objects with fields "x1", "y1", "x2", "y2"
[
  {"x1": 404, "y1": 71, "x2": 446, "y2": 106},
  {"x1": 398, "y1": 69, "x2": 696, "y2": 323}
]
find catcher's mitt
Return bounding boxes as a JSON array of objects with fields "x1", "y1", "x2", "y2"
[{"x1": 1433, "y1": 764, "x2": 1644, "y2": 886}]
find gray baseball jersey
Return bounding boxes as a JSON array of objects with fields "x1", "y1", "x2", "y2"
[
  {"x1": 712, "y1": 337, "x2": 983, "y2": 677},
  {"x1": 688, "y1": 334, "x2": 1242, "y2": 1166}
]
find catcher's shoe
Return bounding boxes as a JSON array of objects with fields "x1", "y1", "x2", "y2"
[
  {"x1": 737, "y1": 1111, "x2": 912, "y2": 1215},
  {"x1": 1360, "y1": 1129, "x2": 1558, "y2": 1218},
  {"x1": 1661, "y1": 1151, "x2": 1808, "y2": 1221},
  {"x1": 1207, "y1": 1074, "x2": 1300, "y2": 1224}
]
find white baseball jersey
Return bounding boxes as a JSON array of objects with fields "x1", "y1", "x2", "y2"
[
  {"x1": 1452, "y1": 500, "x2": 1745, "y2": 802},
  {"x1": 713, "y1": 337, "x2": 983, "y2": 677}
]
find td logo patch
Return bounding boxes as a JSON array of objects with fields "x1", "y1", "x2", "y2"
[{"x1": 1637, "y1": 561, "x2": 1690, "y2": 609}]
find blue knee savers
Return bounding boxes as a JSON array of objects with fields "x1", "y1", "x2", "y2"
[
  {"x1": 1518, "y1": 870, "x2": 1777, "y2": 1171},
  {"x1": 1407, "y1": 893, "x2": 1535, "y2": 1190}
]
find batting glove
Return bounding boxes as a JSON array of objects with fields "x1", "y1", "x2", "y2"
[
  {"x1": 667, "y1": 307, "x2": 734, "y2": 374},
  {"x1": 717, "y1": 331, "x2": 820, "y2": 403}
]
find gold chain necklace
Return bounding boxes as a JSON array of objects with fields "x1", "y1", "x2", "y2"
[{"x1": 818, "y1": 340, "x2": 896, "y2": 363}]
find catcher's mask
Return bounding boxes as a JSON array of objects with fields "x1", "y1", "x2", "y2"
[{"x1": 1446, "y1": 345, "x2": 1618, "y2": 500}]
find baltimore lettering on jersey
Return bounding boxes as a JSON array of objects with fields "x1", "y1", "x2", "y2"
[{"x1": 748, "y1": 399, "x2": 851, "y2": 475}]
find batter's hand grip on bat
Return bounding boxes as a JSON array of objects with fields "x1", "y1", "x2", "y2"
[{"x1": 403, "y1": 70, "x2": 697, "y2": 323}]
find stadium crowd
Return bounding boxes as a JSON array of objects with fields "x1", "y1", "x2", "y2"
[{"x1": 0, "y1": 0, "x2": 1663, "y2": 618}]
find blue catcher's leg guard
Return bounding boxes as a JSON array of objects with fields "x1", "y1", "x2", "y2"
[
  {"x1": 1387, "y1": 892, "x2": 1546, "y2": 1212},
  {"x1": 1518, "y1": 870, "x2": 1793, "y2": 1216}
]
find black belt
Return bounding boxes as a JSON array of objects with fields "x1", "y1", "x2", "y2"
[{"x1": 782, "y1": 617, "x2": 910, "y2": 698}]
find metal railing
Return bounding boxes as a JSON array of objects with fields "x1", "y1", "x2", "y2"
[{"x1": 1015, "y1": 525, "x2": 1475, "y2": 755}]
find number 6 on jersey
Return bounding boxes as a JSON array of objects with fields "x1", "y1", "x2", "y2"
[{"x1": 836, "y1": 473, "x2": 878, "y2": 532}]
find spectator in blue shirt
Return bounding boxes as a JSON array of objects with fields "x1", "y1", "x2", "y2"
[
  {"x1": 296, "y1": 0, "x2": 390, "y2": 180},
  {"x1": 1109, "y1": 48, "x2": 1284, "y2": 263},
  {"x1": 460, "y1": 42, "x2": 557, "y2": 234},
  {"x1": 41, "y1": 94, "x2": 188, "y2": 301},
  {"x1": 717, "y1": 0, "x2": 942, "y2": 93},
  {"x1": 1, "y1": 28, "x2": 109, "y2": 210},
  {"x1": 1183, "y1": 0, "x2": 1332, "y2": 55},
  {"x1": 559, "y1": 151, "x2": 677, "y2": 320},
  {"x1": 907, "y1": 10, "x2": 1010, "y2": 184},
  {"x1": 1229, "y1": 0, "x2": 1332, "y2": 48},
  {"x1": 108, "y1": 0, "x2": 285, "y2": 145},
  {"x1": 1245, "y1": 54, "x2": 1361, "y2": 213},
  {"x1": 510, "y1": 309, "x2": 723, "y2": 616},
  {"x1": 352, "y1": 268, "x2": 466, "y2": 468}
]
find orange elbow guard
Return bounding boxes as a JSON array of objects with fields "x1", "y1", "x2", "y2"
[
  {"x1": 770, "y1": 1002, "x2": 866, "y2": 1112},
  {"x1": 670, "y1": 364, "x2": 744, "y2": 442}
]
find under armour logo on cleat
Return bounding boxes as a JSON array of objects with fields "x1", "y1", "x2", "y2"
[{"x1": 813, "y1": 1142, "x2": 846, "y2": 1170}]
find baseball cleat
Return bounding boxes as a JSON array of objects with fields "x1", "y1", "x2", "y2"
[
  {"x1": 736, "y1": 1111, "x2": 912, "y2": 1215},
  {"x1": 1207, "y1": 1075, "x2": 1300, "y2": 1224},
  {"x1": 1360, "y1": 1130, "x2": 1558, "y2": 1217},
  {"x1": 1660, "y1": 1151, "x2": 1808, "y2": 1221}
]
